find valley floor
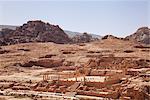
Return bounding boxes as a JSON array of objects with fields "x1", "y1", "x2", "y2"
[{"x1": 0, "y1": 39, "x2": 150, "y2": 100}]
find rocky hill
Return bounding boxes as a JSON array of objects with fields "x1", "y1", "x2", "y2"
[
  {"x1": 0, "y1": 23, "x2": 101, "y2": 45},
  {"x1": 125, "y1": 27, "x2": 150, "y2": 44},
  {"x1": 0, "y1": 25, "x2": 101, "y2": 39},
  {"x1": 0, "y1": 20, "x2": 71, "y2": 45}
]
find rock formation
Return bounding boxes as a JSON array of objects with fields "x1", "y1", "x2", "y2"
[
  {"x1": 101, "y1": 35, "x2": 124, "y2": 40},
  {"x1": 125, "y1": 27, "x2": 150, "y2": 44},
  {"x1": 0, "y1": 28, "x2": 15, "y2": 45},
  {"x1": 102, "y1": 35, "x2": 119, "y2": 40},
  {"x1": 0, "y1": 20, "x2": 71, "y2": 45}
]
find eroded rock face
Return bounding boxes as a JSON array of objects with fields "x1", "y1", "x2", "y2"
[
  {"x1": 0, "y1": 28, "x2": 15, "y2": 45},
  {"x1": 125, "y1": 27, "x2": 150, "y2": 44},
  {"x1": 0, "y1": 20, "x2": 71, "y2": 45}
]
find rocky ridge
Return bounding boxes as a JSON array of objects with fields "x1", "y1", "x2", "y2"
[
  {"x1": 125, "y1": 27, "x2": 150, "y2": 44},
  {"x1": 0, "y1": 20, "x2": 71, "y2": 45}
]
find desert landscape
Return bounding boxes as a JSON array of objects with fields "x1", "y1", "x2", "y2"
[{"x1": 0, "y1": 20, "x2": 149, "y2": 100}]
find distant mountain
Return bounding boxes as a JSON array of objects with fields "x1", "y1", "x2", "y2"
[
  {"x1": 71, "y1": 32, "x2": 100, "y2": 43},
  {"x1": 64, "y1": 30, "x2": 101, "y2": 39},
  {"x1": 64, "y1": 30, "x2": 82, "y2": 38},
  {"x1": 0, "y1": 25, "x2": 17, "y2": 31},
  {"x1": 125, "y1": 27, "x2": 150, "y2": 44}
]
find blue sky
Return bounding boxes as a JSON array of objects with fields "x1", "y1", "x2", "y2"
[{"x1": 0, "y1": 0, "x2": 149, "y2": 37}]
